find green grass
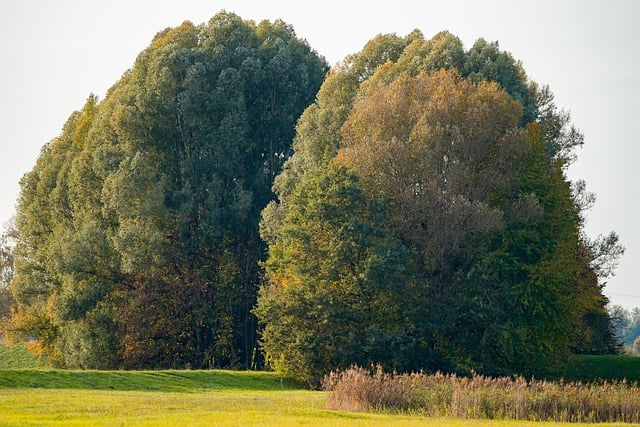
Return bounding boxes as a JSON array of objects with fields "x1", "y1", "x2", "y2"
[
  {"x1": 0, "y1": 368, "x2": 300, "y2": 392},
  {"x1": 0, "y1": 388, "x2": 625, "y2": 427},
  {"x1": 0, "y1": 369, "x2": 631, "y2": 426},
  {"x1": 0, "y1": 343, "x2": 47, "y2": 369}
]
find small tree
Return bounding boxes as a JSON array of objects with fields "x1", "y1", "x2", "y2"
[
  {"x1": 256, "y1": 166, "x2": 417, "y2": 385},
  {"x1": 0, "y1": 219, "x2": 17, "y2": 328}
]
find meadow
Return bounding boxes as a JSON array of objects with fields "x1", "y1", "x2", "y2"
[
  {"x1": 0, "y1": 370, "x2": 632, "y2": 427},
  {"x1": 1, "y1": 344, "x2": 639, "y2": 426}
]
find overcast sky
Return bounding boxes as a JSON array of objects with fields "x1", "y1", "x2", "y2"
[{"x1": 0, "y1": 0, "x2": 638, "y2": 308}]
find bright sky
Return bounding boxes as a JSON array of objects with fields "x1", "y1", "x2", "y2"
[{"x1": 0, "y1": 0, "x2": 638, "y2": 308}]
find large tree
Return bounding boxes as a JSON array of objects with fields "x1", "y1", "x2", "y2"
[
  {"x1": 8, "y1": 12, "x2": 327, "y2": 369},
  {"x1": 256, "y1": 30, "x2": 622, "y2": 384}
]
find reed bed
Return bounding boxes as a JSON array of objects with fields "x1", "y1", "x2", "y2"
[{"x1": 323, "y1": 366, "x2": 640, "y2": 423}]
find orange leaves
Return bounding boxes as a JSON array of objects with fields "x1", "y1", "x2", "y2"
[{"x1": 3, "y1": 303, "x2": 58, "y2": 362}]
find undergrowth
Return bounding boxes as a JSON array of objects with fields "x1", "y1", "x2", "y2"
[
  {"x1": 0, "y1": 342, "x2": 47, "y2": 369},
  {"x1": 323, "y1": 366, "x2": 640, "y2": 423}
]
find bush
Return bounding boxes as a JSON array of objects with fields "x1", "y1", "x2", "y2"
[
  {"x1": 548, "y1": 355, "x2": 640, "y2": 382},
  {"x1": 0, "y1": 342, "x2": 46, "y2": 369},
  {"x1": 323, "y1": 366, "x2": 640, "y2": 423}
]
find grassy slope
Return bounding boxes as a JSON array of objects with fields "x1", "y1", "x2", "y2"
[
  {"x1": 3, "y1": 354, "x2": 635, "y2": 392},
  {"x1": 0, "y1": 368, "x2": 301, "y2": 392}
]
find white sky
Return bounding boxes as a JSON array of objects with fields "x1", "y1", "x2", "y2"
[{"x1": 0, "y1": 0, "x2": 638, "y2": 308}]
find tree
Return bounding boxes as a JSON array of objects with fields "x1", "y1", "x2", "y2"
[
  {"x1": 0, "y1": 220, "x2": 17, "y2": 327},
  {"x1": 610, "y1": 305, "x2": 640, "y2": 349},
  {"x1": 463, "y1": 38, "x2": 536, "y2": 125},
  {"x1": 256, "y1": 166, "x2": 418, "y2": 385},
  {"x1": 9, "y1": 12, "x2": 327, "y2": 369},
  {"x1": 626, "y1": 310, "x2": 640, "y2": 348},
  {"x1": 257, "y1": 30, "x2": 623, "y2": 382}
]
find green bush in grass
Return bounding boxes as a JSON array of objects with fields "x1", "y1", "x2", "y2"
[{"x1": 0, "y1": 342, "x2": 46, "y2": 369}]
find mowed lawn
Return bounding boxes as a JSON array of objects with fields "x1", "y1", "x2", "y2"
[{"x1": 0, "y1": 369, "x2": 631, "y2": 427}]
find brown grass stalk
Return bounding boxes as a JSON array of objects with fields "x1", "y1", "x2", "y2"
[{"x1": 322, "y1": 366, "x2": 640, "y2": 423}]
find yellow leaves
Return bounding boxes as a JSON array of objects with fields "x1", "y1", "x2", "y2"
[
  {"x1": 72, "y1": 94, "x2": 98, "y2": 150},
  {"x1": 24, "y1": 340, "x2": 47, "y2": 356},
  {"x1": 273, "y1": 271, "x2": 302, "y2": 289},
  {"x1": 525, "y1": 121, "x2": 544, "y2": 149},
  {"x1": 3, "y1": 303, "x2": 56, "y2": 358},
  {"x1": 150, "y1": 21, "x2": 197, "y2": 50},
  {"x1": 345, "y1": 70, "x2": 506, "y2": 152}
]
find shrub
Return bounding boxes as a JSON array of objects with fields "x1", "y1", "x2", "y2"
[
  {"x1": 323, "y1": 366, "x2": 640, "y2": 423},
  {"x1": 0, "y1": 342, "x2": 47, "y2": 369}
]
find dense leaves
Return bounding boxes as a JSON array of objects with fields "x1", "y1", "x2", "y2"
[
  {"x1": 0, "y1": 222, "x2": 17, "y2": 326},
  {"x1": 7, "y1": 18, "x2": 621, "y2": 380},
  {"x1": 256, "y1": 166, "x2": 417, "y2": 383},
  {"x1": 256, "y1": 30, "x2": 622, "y2": 384},
  {"x1": 8, "y1": 12, "x2": 327, "y2": 369}
]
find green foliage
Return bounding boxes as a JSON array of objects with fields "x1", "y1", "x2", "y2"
[
  {"x1": 9, "y1": 12, "x2": 327, "y2": 369},
  {"x1": 9, "y1": 16, "x2": 622, "y2": 386},
  {"x1": 257, "y1": 30, "x2": 622, "y2": 384},
  {"x1": 547, "y1": 355, "x2": 640, "y2": 382},
  {"x1": 256, "y1": 166, "x2": 419, "y2": 384},
  {"x1": 0, "y1": 224, "x2": 16, "y2": 324},
  {"x1": 610, "y1": 305, "x2": 640, "y2": 349},
  {"x1": 464, "y1": 39, "x2": 536, "y2": 125}
]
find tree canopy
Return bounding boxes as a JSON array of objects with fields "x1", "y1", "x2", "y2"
[
  {"x1": 6, "y1": 19, "x2": 622, "y2": 381},
  {"x1": 7, "y1": 12, "x2": 327, "y2": 369},
  {"x1": 256, "y1": 30, "x2": 622, "y2": 385}
]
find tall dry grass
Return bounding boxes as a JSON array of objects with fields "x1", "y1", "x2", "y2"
[{"x1": 323, "y1": 366, "x2": 640, "y2": 423}]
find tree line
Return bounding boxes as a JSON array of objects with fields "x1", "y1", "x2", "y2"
[
  {"x1": 1, "y1": 13, "x2": 623, "y2": 382},
  {"x1": 611, "y1": 305, "x2": 640, "y2": 353}
]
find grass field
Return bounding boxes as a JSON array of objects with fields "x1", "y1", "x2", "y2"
[
  {"x1": 2, "y1": 388, "x2": 628, "y2": 427},
  {"x1": 0, "y1": 369, "x2": 633, "y2": 427},
  {"x1": 1, "y1": 344, "x2": 638, "y2": 426}
]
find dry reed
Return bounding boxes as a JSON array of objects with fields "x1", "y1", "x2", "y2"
[{"x1": 322, "y1": 366, "x2": 640, "y2": 423}]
